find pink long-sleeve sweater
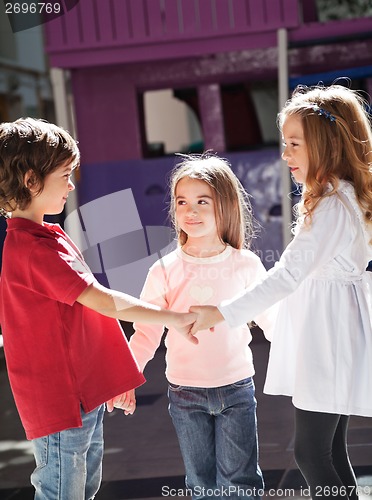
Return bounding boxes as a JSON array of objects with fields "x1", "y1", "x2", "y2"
[{"x1": 130, "y1": 245, "x2": 274, "y2": 388}]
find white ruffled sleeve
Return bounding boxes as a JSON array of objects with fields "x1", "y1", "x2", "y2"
[{"x1": 219, "y1": 196, "x2": 352, "y2": 328}]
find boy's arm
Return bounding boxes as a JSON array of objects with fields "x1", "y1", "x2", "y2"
[{"x1": 76, "y1": 281, "x2": 198, "y2": 343}]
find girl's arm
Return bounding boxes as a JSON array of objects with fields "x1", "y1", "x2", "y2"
[
  {"x1": 192, "y1": 196, "x2": 351, "y2": 333},
  {"x1": 248, "y1": 256, "x2": 279, "y2": 341},
  {"x1": 129, "y1": 263, "x2": 200, "y2": 373}
]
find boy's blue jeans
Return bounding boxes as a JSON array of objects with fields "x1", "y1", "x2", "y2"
[
  {"x1": 168, "y1": 377, "x2": 264, "y2": 500},
  {"x1": 30, "y1": 404, "x2": 104, "y2": 500}
]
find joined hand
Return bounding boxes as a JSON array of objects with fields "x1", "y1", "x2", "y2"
[
  {"x1": 106, "y1": 389, "x2": 136, "y2": 415},
  {"x1": 189, "y1": 305, "x2": 224, "y2": 335}
]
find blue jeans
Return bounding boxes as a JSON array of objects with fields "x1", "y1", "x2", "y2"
[
  {"x1": 168, "y1": 378, "x2": 264, "y2": 500},
  {"x1": 30, "y1": 404, "x2": 104, "y2": 500}
]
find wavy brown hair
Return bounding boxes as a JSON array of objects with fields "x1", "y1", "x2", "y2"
[
  {"x1": 169, "y1": 152, "x2": 255, "y2": 249},
  {"x1": 0, "y1": 117, "x2": 80, "y2": 214},
  {"x1": 278, "y1": 84, "x2": 372, "y2": 229}
]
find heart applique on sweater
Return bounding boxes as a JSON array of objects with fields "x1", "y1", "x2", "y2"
[{"x1": 189, "y1": 285, "x2": 214, "y2": 304}]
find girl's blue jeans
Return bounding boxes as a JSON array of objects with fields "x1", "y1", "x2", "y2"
[
  {"x1": 30, "y1": 404, "x2": 104, "y2": 500},
  {"x1": 168, "y1": 377, "x2": 264, "y2": 500}
]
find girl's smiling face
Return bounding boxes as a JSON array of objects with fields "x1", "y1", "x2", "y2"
[
  {"x1": 281, "y1": 114, "x2": 309, "y2": 185},
  {"x1": 175, "y1": 177, "x2": 219, "y2": 244}
]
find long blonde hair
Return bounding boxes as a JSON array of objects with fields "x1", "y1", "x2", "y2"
[
  {"x1": 278, "y1": 84, "x2": 372, "y2": 228},
  {"x1": 169, "y1": 152, "x2": 255, "y2": 249}
]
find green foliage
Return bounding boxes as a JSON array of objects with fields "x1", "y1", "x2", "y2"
[{"x1": 316, "y1": 0, "x2": 372, "y2": 21}]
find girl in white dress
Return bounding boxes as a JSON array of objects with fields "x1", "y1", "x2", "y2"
[{"x1": 190, "y1": 84, "x2": 372, "y2": 500}]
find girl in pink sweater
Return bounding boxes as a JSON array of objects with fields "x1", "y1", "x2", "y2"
[{"x1": 129, "y1": 153, "x2": 274, "y2": 499}]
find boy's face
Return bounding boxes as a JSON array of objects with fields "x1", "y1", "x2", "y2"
[{"x1": 30, "y1": 161, "x2": 75, "y2": 219}]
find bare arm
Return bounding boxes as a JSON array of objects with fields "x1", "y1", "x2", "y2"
[{"x1": 77, "y1": 281, "x2": 198, "y2": 343}]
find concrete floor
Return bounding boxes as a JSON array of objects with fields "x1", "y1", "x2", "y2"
[{"x1": 0, "y1": 329, "x2": 371, "y2": 500}]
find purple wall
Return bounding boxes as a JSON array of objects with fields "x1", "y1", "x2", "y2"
[
  {"x1": 74, "y1": 149, "x2": 285, "y2": 290},
  {"x1": 44, "y1": 0, "x2": 300, "y2": 68}
]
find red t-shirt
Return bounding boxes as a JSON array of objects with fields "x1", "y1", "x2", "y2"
[{"x1": 0, "y1": 218, "x2": 145, "y2": 439}]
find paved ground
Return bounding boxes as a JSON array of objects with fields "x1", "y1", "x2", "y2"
[{"x1": 0, "y1": 328, "x2": 371, "y2": 500}]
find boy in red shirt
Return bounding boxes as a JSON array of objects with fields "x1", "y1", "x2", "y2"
[{"x1": 0, "y1": 118, "x2": 195, "y2": 500}]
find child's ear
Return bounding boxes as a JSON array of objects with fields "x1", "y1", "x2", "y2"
[{"x1": 24, "y1": 169, "x2": 38, "y2": 192}]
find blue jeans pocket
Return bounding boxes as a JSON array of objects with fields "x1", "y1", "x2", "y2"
[
  {"x1": 32, "y1": 435, "x2": 48, "y2": 469},
  {"x1": 232, "y1": 377, "x2": 254, "y2": 388},
  {"x1": 168, "y1": 382, "x2": 183, "y2": 392}
]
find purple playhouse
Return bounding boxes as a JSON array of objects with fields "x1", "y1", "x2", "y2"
[{"x1": 40, "y1": 0, "x2": 372, "y2": 294}]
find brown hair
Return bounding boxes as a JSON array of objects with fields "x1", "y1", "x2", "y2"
[
  {"x1": 0, "y1": 117, "x2": 80, "y2": 213},
  {"x1": 278, "y1": 84, "x2": 372, "y2": 228},
  {"x1": 169, "y1": 152, "x2": 255, "y2": 249}
]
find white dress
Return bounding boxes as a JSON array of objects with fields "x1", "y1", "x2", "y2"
[{"x1": 219, "y1": 180, "x2": 372, "y2": 416}]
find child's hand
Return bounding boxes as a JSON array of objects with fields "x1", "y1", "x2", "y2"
[
  {"x1": 189, "y1": 305, "x2": 224, "y2": 335},
  {"x1": 171, "y1": 311, "x2": 199, "y2": 344},
  {"x1": 106, "y1": 389, "x2": 136, "y2": 415}
]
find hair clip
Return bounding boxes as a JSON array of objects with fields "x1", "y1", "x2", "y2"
[{"x1": 311, "y1": 105, "x2": 336, "y2": 122}]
